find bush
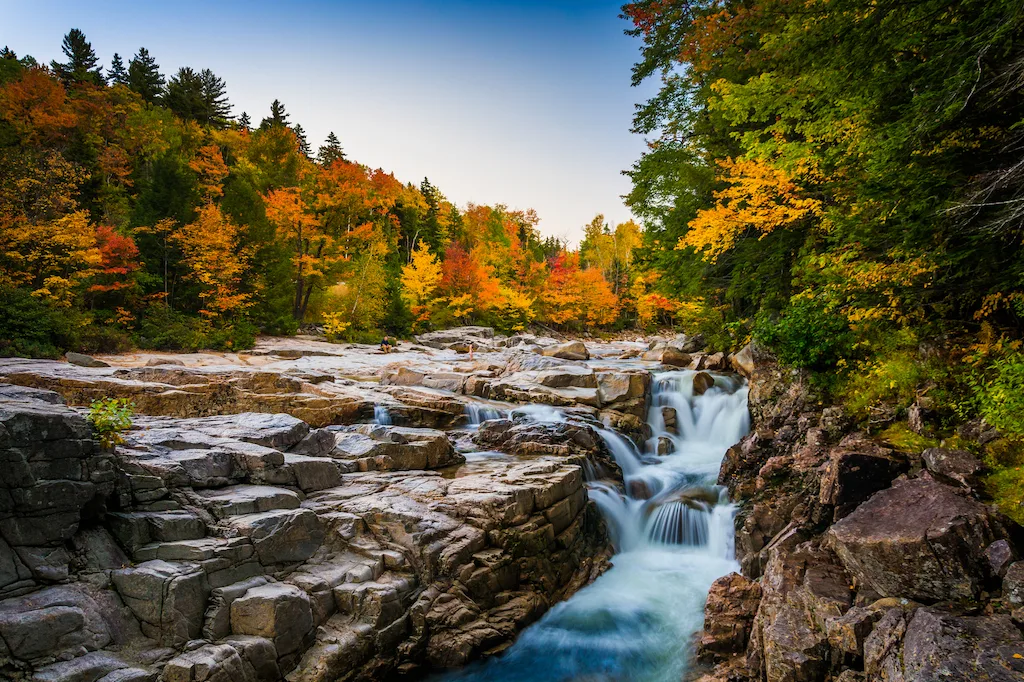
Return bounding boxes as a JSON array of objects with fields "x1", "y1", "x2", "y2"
[
  {"x1": 0, "y1": 286, "x2": 77, "y2": 358},
  {"x1": 76, "y1": 325, "x2": 134, "y2": 354},
  {"x1": 972, "y1": 350, "x2": 1024, "y2": 438},
  {"x1": 87, "y1": 397, "x2": 135, "y2": 448},
  {"x1": 754, "y1": 297, "x2": 855, "y2": 370},
  {"x1": 136, "y1": 306, "x2": 257, "y2": 351}
]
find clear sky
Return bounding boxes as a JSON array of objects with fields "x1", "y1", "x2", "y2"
[{"x1": 1, "y1": 0, "x2": 655, "y2": 244}]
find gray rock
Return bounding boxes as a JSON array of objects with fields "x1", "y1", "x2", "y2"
[
  {"x1": 66, "y1": 352, "x2": 110, "y2": 368},
  {"x1": 921, "y1": 447, "x2": 981, "y2": 490},
  {"x1": 31, "y1": 650, "x2": 130, "y2": 682},
  {"x1": 828, "y1": 477, "x2": 1006, "y2": 602},
  {"x1": 227, "y1": 508, "x2": 324, "y2": 566},
  {"x1": 111, "y1": 560, "x2": 209, "y2": 646},
  {"x1": 986, "y1": 539, "x2": 1016, "y2": 578},
  {"x1": 231, "y1": 582, "x2": 313, "y2": 656}
]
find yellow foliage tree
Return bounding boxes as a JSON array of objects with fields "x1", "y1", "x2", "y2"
[
  {"x1": 683, "y1": 158, "x2": 822, "y2": 261},
  {"x1": 400, "y1": 242, "x2": 443, "y2": 324},
  {"x1": 172, "y1": 203, "x2": 250, "y2": 318},
  {"x1": 0, "y1": 210, "x2": 99, "y2": 304}
]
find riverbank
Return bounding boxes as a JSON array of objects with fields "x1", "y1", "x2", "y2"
[{"x1": 687, "y1": 345, "x2": 1024, "y2": 682}]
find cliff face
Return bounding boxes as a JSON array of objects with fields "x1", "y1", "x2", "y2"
[{"x1": 691, "y1": 348, "x2": 1024, "y2": 682}]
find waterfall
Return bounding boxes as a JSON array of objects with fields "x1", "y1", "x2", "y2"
[
  {"x1": 373, "y1": 405, "x2": 392, "y2": 425},
  {"x1": 464, "y1": 403, "x2": 505, "y2": 427},
  {"x1": 437, "y1": 368, "x2": 750, "y2": 682}
]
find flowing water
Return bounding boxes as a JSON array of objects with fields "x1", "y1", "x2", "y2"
[
  {"x1": 437, "y1": 370, "x2": 750, "y2": 682},
  {"x1": 374, "y1": 405, "x2": 393, "y2": 425}
]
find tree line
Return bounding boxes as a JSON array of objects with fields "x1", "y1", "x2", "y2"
[{"x1": 0, "y1": 29, "x2": 653, "y2": 357}]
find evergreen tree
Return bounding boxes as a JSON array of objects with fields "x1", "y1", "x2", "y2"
[
  {"x1": 128, "y1": 47, "x2": 165, "y2": 104},
  {"x1": 164, "y1": 67, "x2": 203, "y2": 120},
  {"x1": 200, "y1": 69, "x2": 231, "y2": 127},
  {"x1": 51, "y1": 28, "x2": 103, "y2": 86},
  {"x1": 317, "y1": 132, "x2": 345, "y2": 166},
  {"x1": 260, "y1": 99, "x2": 289, "y2": 129},
  {"x1": 293, "y1": 124, "x2": 311, "y2": 158},
  {"x1": 238, "y1": 112, "x2": 251, "y2": 131},
  {"x1": 108, "y1": 52, "x2": 127, "y2": 85}
]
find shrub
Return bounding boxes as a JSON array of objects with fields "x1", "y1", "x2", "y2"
[
  {"x1": 972, "y1": 350, "x2": 1024, "y2": 438},
  {"x1": 87, "y1": 398, "x2": 135, "y2": 448},
  {"x1": 754, "y1": 297, "x2": 855, "y2": 370},
  {"x1": 136, "y1": 306, "x2": 256, "y2": 351},
  {"x1": 322, "y1": 312, "x2": 350, "y2": 343},
  {"x1": 0, "y1": 286, "x2": 77, "y2": 358}
]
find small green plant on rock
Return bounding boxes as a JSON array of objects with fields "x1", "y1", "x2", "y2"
[{"x1": 87, "y1": 398, "x2": 135, "y2": 448}]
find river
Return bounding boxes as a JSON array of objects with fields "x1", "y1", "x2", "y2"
[{"x1": 435, "y1": 369, "x2": 750, "y2": 681}]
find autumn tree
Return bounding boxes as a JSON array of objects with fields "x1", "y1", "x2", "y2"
[
  {"x1": 401, "y1": 241, "x2": 443, "y2": 325},
  {"x1": 172, "y1": 203, "x2": 250, "y2": 318}
]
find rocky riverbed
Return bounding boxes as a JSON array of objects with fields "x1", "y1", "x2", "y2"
[{"x1": 0, "y1": 327, "x2": 737, "y2": 681}]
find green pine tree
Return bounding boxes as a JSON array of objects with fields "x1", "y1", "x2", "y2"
[
  {"x1": 128, "y1": 47, "x2": 165, "y2": 104},
  {"x1": 318, "y1": 132, "x2": 345, "y2": 166},
  {"x1": 238, "y1": 112, "x2": 251, "y2": 131},
  {"x1": 108, "y1": 52, "x2": 127, "y2": 85},
  {"x1": 293, "y1": 124, "x2": 311, "y2": 157},
  {"x1": 51, "y1": 28, "x2": 103, "y2": 86},
  {"x1": 260, "y1": 99, "x2": 289, "y2": 129},
  {"x1": 200, "y1": 69, "x2": 231, "y2": 127}
]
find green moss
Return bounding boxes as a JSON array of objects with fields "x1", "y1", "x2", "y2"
[{"x1": 878, "y1": 423, "x2": 939, "y2": 455}]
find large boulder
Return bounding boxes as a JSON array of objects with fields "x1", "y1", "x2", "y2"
[
  {"x1": 541, "y1": 341, "x2": 590, "y2": 361},
  {"x1": 818, "y1": 436, "x2": 907, "y2": 520},
  {"x1": 321, "y1": 424, "x2": 461, "y2": 472},
  {"x1": 642, "y1": 347, "x2": 691, "y2": 367},
  {"x1": 226, "y1": 508, "x2": 324, "y2": 567},
  {"x1": 828, "y1": 477, "x2": 1008, "y2": 602},
  {"x1": 65, "y1": 352, "x2": 109, "y2": 368}
]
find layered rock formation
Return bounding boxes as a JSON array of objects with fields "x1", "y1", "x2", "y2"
[
  {"x1": 5, "y1": 329, "x2": 727, "y2": 681},
  {"x1": 691, "y1": 347, "x2": 1024, "y2": 682}
]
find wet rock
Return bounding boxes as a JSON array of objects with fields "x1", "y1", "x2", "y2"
[
  {"x1": 595, "y1": 371, "x2": 648, "y2": 404},
  {"x1": 921, "y1": 447, "x2": 981, "y2": 490},
  {"x1": 827, "y1": 477, "x2": 1007, "y2": 602},
  {"x1": 656, "y1": 436, "x2": 674, "y2": 455},
  {"x1": 541, "y1": 341, "x2": 589, "y2": 361},
  {"x1": 693, "y1": 371, "x2": 715, "y2": 396},
  {"x1": 697, "y1": 572, "x2": 762, "y2": 663},
  {"x1": 66, "y1": 352, "x2": 110, "y2": 368}
]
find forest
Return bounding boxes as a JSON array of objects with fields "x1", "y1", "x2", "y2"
[
  {"x1": 0, "y1": 29, "x2": 646, "y2": 358},
  {"x1": 622, "y1": 0, "x2": 1024, "y2": 516},
  {"x1": 3, "y1": 4, "x2": 1024, "y2": 506}
]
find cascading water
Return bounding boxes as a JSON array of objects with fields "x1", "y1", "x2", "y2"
[
  {"x1": 437, "y1": 369, "x2": 750, "y2": 682},
  {"x1": 463, "y1": 403, "x2": 506, "y2": 427},
  {"x1": 374, "y1": 405, "x2": 393, "y2": 425}
]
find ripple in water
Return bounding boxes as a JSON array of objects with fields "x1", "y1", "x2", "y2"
[{"x1": 434, "y1": 370, "x2": 750, "y2": 682}]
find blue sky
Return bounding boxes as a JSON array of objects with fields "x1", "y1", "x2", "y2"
[{"x1": 1, "y1": 0, "x2": 655, "y2": 243}]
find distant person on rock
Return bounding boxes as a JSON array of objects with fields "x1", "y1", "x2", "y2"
[{"x1": 380, "y1": 336, "x2": 396, "y2": 353}]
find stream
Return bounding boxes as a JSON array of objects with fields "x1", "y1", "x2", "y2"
[{"x1": 435, "y1": 369, "x2": 751, "y2": 681}]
